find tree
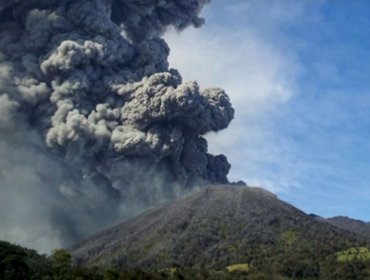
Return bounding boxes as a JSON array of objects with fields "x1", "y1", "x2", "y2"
[
  {"x1": 49, "y1": 249, "x2": 72, "y2": 279},
  {"x1": 103, "y1": 267, "x2": 120, "y2": 280}
]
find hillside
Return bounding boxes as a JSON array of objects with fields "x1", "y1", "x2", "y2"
[
  {"x1": 327, "y1": 216, "x2": 370, "y2": 238},
  {"x1": 0, "y1": 240, "x2": 51, "y2": 279},
  {"x1": 70, "y1": 185, "x2": 369, "y2": 276}
]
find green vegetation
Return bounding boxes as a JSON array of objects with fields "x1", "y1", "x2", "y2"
[
  {"x1": 2, "y1": 240, "x2": 370, "y2": 279},
  {"x1": 225, "y1": 263, "x2": 249, "y2": 272},
  {"x1": 337, "y1": 247, "x2": 370, "y2": 262},
  {"x1": 279, "y1": 229, "x2": 299, "y2": 246}
]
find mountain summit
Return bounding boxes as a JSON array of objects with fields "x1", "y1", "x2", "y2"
[{"x1": 70, "y1": 186, "x2": 366, "y2": 271}]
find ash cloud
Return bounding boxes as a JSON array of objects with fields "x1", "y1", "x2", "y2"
[{"x1": 0, "y1": 0, "x2": 234, "y2": 252}]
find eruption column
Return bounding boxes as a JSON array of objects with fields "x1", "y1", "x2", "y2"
[{"x1": 0, "y1": 0, "x2": 234, "y2": 251}]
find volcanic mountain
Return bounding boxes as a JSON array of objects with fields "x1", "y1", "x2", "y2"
[{"x1": 70, "y1": 186, "x2": 367, "y2": 270}]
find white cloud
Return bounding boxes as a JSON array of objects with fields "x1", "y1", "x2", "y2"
[
  {"x1": 165, "y1": 27, "x2": 298, "y2": 117},
  {"x1": 164, "y1": 13, "x2": 301, "y2": 193}
]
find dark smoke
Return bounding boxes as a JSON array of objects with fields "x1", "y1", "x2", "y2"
[{"x1": 0, "y1": 0, "x2": 234, "y2": 252}]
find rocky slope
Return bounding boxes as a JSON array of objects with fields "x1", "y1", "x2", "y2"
[{"x1": 70, "y1": 186, "x2": 367, "y2": 270}]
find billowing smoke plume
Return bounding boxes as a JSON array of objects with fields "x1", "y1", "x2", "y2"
[{"x1": 0, "y1": 0, "x2": 234, "y2": 252}]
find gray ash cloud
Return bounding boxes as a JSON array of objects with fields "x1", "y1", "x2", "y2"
[{"x1": 0, "y1": 0, "x2": 234, "y2": 252}]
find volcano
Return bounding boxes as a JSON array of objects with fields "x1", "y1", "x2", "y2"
[{"x1": 70, "y1": 186, "x2": 366, "y2": 270}]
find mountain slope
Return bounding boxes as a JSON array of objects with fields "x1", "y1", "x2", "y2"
[
  {"x1": 327, "y1": 216, "x2": 370, "y2": 238},
  {"x1": 70, "y1": 186, "x2": 367, "y2": 271}
]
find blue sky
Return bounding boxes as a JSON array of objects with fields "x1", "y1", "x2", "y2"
[{"x1": 165, "y1": 0, "x2": 370, "y2": 221}]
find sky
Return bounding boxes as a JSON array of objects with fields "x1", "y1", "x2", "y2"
[{"x1": 165, "y1": 0, "x2": 370, "y2": 221}]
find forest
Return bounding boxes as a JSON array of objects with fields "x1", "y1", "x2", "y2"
[{"x1": 2, "y1": 240, "x2": 370, "y2": 280}]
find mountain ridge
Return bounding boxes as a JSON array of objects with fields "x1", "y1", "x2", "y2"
[
  {"x1": 326, "y1": 216, "x2": 370, "y2": 238},
  {"x1": 70, "y1": 185, "x2": 368, "y2": 271}
]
